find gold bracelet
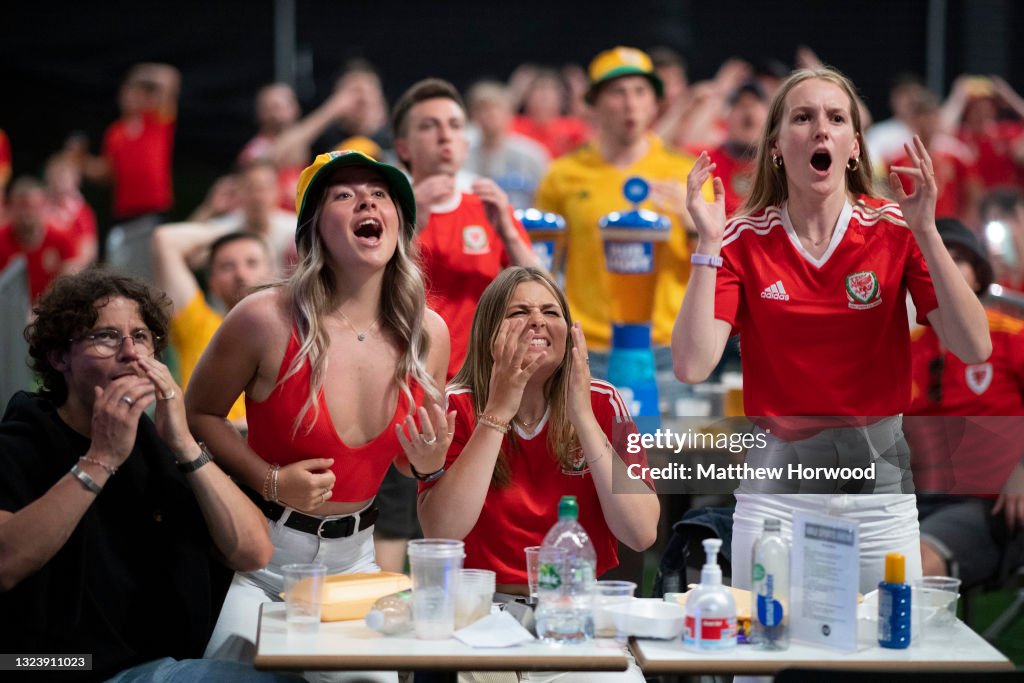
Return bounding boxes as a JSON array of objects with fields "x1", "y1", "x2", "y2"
[
  {"x1": 262, "y1": 463, "x2": 275, "y2": 501},
  {"x1": 79, "y1": 456, "x2": 117, "y2": 476},
  {"x1": 478, "y1": 413, "x2": 510, "y2": 434},
  {"x1": 586, "y1": 438, "x2": 612, "y2": 467},
  {"x1": 270, "y1": 464, "x2": 281, "y2": 503}
]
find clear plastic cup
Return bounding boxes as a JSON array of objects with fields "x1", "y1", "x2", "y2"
[
  {"x1": 281, "y1": 563, "x2": 327, "y2": 632},
  {"x1": 524, "y1": 546, "x2": 543, "y2": 601},
  {"x1": 407, "y1": 539, "x2": 465, "y2": 639},
  {"x1": 594, "y1": 580, "x2": 636, "y2": 641},
  {"x1": 455, "y1": 569, "x2": 496, "y2": 629},
  {"x1": 914, "y1": 576, "x2": 961, "y2": 640}
]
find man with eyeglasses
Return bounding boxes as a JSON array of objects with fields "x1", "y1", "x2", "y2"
[
  {"x1": 0, "y1": 269, "x2": 298, "y2": 682},
  {"x1": 906, "y1": 218, "x2": 1024, "y2": 589}
]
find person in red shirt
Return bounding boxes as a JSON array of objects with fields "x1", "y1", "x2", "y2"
[
  {"x1": 509, "y1": 67, "x2": 591, "y2": 159},
  {"x1": 392, "y1": 77, "x2": 540, "y2": 379},
  {"x1": 70, "y1": 63, "x2": 180, "y2": 222},
  {"x1": 673, "y1": 67, "x2": 991, "y2": 594},
  {"x1": 43, "y1": 154, "x2": 98, "y2": 266},
  {"x1": 704, "y1": 80, "x2": 768, "y2": 217},
  {"x1": 0, "y1": 178, "x2": 78, "y2": 300},
  {"x1": 418, "y1": 266, "x2": 658, "y2": 589},
  {"x1": 889, "y1": 90, "x2": 983, "y2": 224},
  {"x1": 941, "y1": 75, "x2": 1024, "y2": 190},
  {"x1": 905, "y1": 219, "x2": 1024, "y2": 586}
]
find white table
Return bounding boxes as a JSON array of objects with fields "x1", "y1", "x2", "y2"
[
  {"x1": 254, "y1": 603, "x2": 628, "y2": 673},
  {"x1": 630, "y1": 619, "x2": 1013, "y2": 675}
]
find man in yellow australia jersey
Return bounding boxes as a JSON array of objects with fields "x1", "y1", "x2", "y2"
[{"x1": 535, "y1": 46, "x2": 708, "y2": 411}]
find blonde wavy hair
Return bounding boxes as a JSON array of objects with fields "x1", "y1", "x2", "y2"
[
  {"x1": 281, "y1": 184, "x2": 439, "y2": 436},
  {"x1": 741, "y1": 67, "x2": 879, "y2": 216},
  {"x1": 451, "y1": 267, "x2": 579, "y2": 488}
]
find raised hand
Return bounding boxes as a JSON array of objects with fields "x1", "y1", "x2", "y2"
[
  {"x1": 471, "y1": 178, "x2": 513, "y2": 236},
  {"x1": 685, "y1": 152, "x2": 727, "y2": 246},
  {"x1": 414, "y1": 174, "x2": 456, "y2": 222},
  {"x1": 483, "y1": 318, "x2": 545, "y2": 422},
  {"x1": 135, "y1": 356, "x2": 193, "y2": 459},
  {"x1": 566, "y1": 322, "x2": 597, "y2": 429},
  {"x1": 277, "y1": 458, "x2": 336, "y2": 512},
  {"x1": 649, "y1": 179, "x2": 687, "y2": 219},
  {"x1": 88, "y1": 374, "x2": 157, "y2": 469},
  {"x1": 889, "y1": 135, "x2": 938, "y2": 236},
  {"x1": 396, "y1": 404, "x2": 457, "y2": 475}
]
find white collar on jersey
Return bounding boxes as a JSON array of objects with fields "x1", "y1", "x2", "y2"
[
  {"x1": 780, "y1": 199, "x2": 853, "y2": 269},
  {"x1": 512, "y1": 406, "x2": 551, "y2": 439},
  {"x1": 428, "y1": 190, "x2": 464, "y2": 215}
]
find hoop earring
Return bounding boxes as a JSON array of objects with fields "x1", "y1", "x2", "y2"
[
  {"x1": 772, "y1": 154, "x2": 784, "y2": 169},
  {"x1": 847, "y1": 157, "x2": 859, "y2": 172}
]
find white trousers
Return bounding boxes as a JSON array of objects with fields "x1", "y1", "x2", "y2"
[{"x1": 204, "y1": 503, "x2": 394, "y2": 683}]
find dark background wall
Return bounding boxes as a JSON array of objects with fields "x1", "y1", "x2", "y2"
[{"x1": 1, "y1": 0, "x2": 1021, "y2": 226}]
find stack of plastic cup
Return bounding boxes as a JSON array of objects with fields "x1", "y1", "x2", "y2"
[
  {"x1": 407, "y1": 539, "x2": 465, "y2": 639},
  {"x1": 455, "y1": 569, "x2": 496, "y2": 629}
]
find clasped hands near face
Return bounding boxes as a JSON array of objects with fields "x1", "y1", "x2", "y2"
[{"x1": 88, "y1": 355, "x2": 195, "y2": 469}]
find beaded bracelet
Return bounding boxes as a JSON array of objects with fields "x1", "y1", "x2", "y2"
[
  {"x1": 262, "y1": 463, "x2": 275, "y2": 501},
  {"x1": 270, "y1": 464, "x2": 281, "y2": 503},
  {"x1": 79, "y1": 455, "x2": 117, "y2": 476},
  {"x1": 477, "y1": 413, "x2": 510, "y2": 434}
]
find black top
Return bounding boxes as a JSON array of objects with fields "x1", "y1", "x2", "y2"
[{"x1": 0, "y1": 391, "x2": 217, "y2": 682}]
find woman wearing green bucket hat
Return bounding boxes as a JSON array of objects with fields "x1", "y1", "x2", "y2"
[{"x1": 187, "y1": 150, "x2": 452, "y2": 668}]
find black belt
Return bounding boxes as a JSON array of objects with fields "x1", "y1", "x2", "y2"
[{"x1": 242, "y1": 485, "x2": 378, "y2": 539}]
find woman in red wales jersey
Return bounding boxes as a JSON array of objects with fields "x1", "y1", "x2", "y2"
[
  {"x1": 418, "y1": 266, "x2": 659, "y2": 598},
  {"x1": 672, "y1": 67, "x2": 990, "y2": 593}
]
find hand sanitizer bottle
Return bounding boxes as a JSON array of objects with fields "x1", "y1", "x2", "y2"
[{"x1": 683, "y1": 538, "x2": 737, "y2": 649}]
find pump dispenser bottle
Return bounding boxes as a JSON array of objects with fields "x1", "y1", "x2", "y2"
[{"x1": 683, "y1": 538, "x2": 737, "y2": 649}]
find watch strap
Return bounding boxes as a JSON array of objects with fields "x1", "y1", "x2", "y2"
[
  {"x1": 690, "y1": 253, "x2": 723, "y2": 268},
  {"x1": 70, "y1": 464, "x2": 103, "y2": 495},
  {"x1": 178, "y1": 442, "x2": 214, "y2": 474},
  {"x1": 410, "y1": 463, "x2": 446, "y2": 483}
]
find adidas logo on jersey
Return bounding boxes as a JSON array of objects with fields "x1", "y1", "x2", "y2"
[{"x1": 760, "y1": 280, "x2": 790, "y2": 301}]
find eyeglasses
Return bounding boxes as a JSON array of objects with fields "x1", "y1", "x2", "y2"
[
  {"x1": 928, "y1": 355, "x2": 945, "y2": 404},
  {"x1": 73, "y1": 328, "x2": 159, "y2": 358}
]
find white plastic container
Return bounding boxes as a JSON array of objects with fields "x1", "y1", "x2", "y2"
[{"x1": 682, "y1": 538, "x2": 737, "y2": 650}]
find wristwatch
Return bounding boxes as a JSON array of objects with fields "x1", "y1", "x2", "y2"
[
  {"x1": 177, "y1": 442, "x2": 214, "y2": 474},
  {"x1": 690, "y1": 253, "x2": 723, "y2": 268},
  {"x1": 410, "y1": 463, "x2": 446, "y2": 483}
]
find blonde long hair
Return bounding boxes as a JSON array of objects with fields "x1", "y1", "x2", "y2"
[
  {"x1": 740, "y1": 67, "x2": 879, "y2": 216},
  {"x1": 281, "y1": 188, "x2": 439, "y2": 436},
  {"x1": 450, "y1": 267, "x2": 579, "y2": 487}
]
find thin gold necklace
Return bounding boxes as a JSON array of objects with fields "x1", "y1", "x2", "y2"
[{"x1": 337, "y1": 309, "x2": 380, "y2": 342}]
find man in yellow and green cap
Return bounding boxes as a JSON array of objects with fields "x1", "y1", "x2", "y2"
[{"x1": 535, "y1": 46, "x2": 710, "y2": 412}]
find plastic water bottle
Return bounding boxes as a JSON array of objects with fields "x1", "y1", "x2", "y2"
[
  {"x1": 535, "y1": 495, "x2": 597, "y2": 643},
  {"x1": 364, "y1": 590, "x2": 413, "y2": 635},
  {"x1": 751, "y1": 517, "x2": 790, "y2": 650}
]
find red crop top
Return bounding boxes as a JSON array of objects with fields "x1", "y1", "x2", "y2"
[{"x1": 245, "y1": 330, "x2": 420, "y2": 502}]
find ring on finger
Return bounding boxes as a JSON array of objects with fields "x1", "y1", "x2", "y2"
[
  {"x1": 160, "y1": 390, "x2": 176, "y2": 400},
  {"x1": 121, "y1": 395, "x2": 134, "y2": 407},
  {"x1": 421, "y1": 434, "x2": 437, "y2": 445}
]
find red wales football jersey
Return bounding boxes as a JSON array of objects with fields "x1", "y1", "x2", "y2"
[
  {"x1": 420, "y1": 380, "x2": 652, "y2": 584},
  {"x1": 909, "y1": 310, "x2": 1024, "y2": 416},
  {"x1": 417, "y1": 193, "x2": 531, "y2": 378},
  {"x1": 714, "y1": 196, "x2": 939, "y2": 430},
  {"x1": 906, "y1": 310, "x2": 1024, "y2": 493}
]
